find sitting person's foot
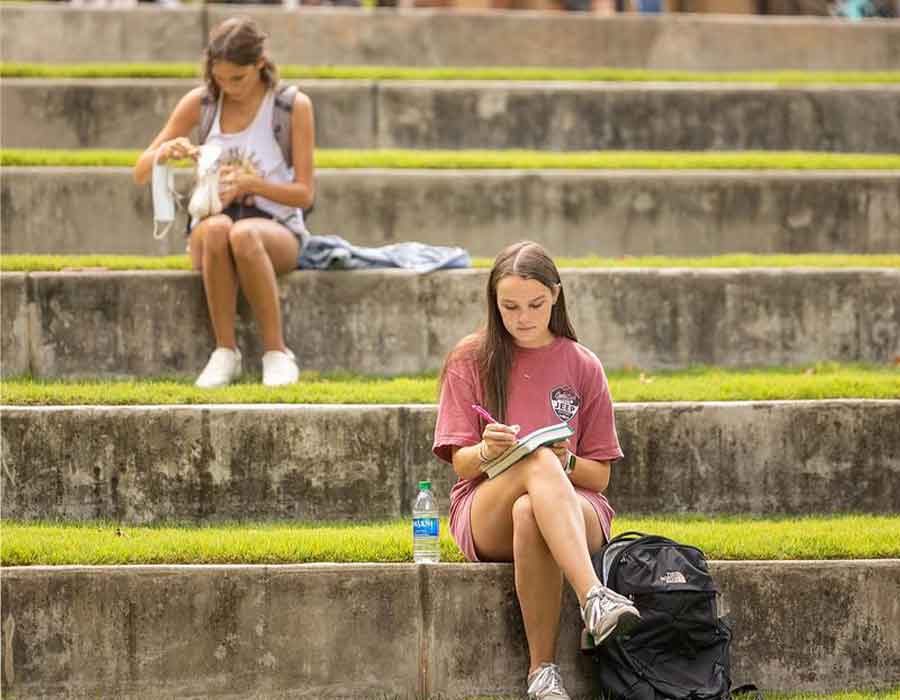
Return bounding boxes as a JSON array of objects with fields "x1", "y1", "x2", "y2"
[
  {"x1": 581, "y1": 583, "x2": 641, "y2": 647},
  {"x1": 262, "y1": 348, "x2": 299, "y2": 386},
  {"x1": 195, "y1": 347, "x2": 242, "y2": 388},
  {"x1": 526, "y1": 662, "x2": 570, "y2": 700}
]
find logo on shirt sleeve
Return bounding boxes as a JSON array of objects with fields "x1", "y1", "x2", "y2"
[{"x1": 549, "y1": 385, "x2": 581, "y2": 422}]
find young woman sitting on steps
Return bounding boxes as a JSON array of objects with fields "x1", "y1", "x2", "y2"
[
  {"x1": 134, "y1": 16, "x2": 314, "y2": 388},
  {"x1": 433, "y1": 241, "x2": 640, "y2": 700}
]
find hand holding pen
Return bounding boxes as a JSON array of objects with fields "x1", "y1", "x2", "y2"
[{"x1": 472, "y1": 404, "x2": 520, "y2": 461}]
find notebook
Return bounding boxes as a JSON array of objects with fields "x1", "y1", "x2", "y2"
[{"x1": 480, "y1": 421, "x2": 575, "y2": 480}]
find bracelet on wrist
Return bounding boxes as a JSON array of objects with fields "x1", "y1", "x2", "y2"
[{"x1": 563, "y1": 451, "x2": 576, "y2": 476}]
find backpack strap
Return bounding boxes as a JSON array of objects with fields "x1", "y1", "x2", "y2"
[
  {"x1": 272, "y1": 83, "x2": 314, "y2": 217},
  {"x1": 198, "y1": 88, "x2": 216, "y2": 146},
  {"x1": 272, "y1": 83, "x2": 297, "y2": 167}
]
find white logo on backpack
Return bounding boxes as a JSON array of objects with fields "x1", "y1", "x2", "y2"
[{"x1": 660, "y1": 571, "x2": 687, "y2": 584}]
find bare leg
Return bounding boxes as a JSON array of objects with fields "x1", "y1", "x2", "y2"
[
  {"x1": 189, "y1": 215, "x2": 238, "y2": 349},
  {"x1": 228, "y1": 219, "x2": 300, "y2": 353},
  {"x1": 470, "y1": 451, "x2": 606, "y2": 672},
  {"x1": 512, "y1": 495, "x2": 604, "y2": 672}
]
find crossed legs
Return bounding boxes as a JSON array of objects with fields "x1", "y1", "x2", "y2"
[
  {"x1": 189, "y1": 215, "x2": 300, "y2": 352},
  {"x1": 469, "y1": 447, "x2": 606, "y2": 673}
]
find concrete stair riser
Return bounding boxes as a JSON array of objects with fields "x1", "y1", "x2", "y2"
[
  {"x1": 2, "y1": 561, "x2": 898, "y2": 698},
  {"x1": 5, "y1": 80, "x2": 900, "y2": 152},
  {"x1": 2, "y1": 4, "x2": 899, "y2": 70},
  {"x1": 5, "y1": 168, "x2": 900, "y2": 257},
  {"x1": 2, "y1": 402, "x2": 898, "y2": 523},
  {"x1": 2, "y1": 269, "x2": 899, "y2": 378}
]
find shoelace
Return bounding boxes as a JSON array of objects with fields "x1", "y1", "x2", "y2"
[{"x1": 529, "y1": 663, "x2": 566, "y2": 697}]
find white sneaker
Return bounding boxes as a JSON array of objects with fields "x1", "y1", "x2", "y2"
[
  {"x1": 195, "y1": 347, "x2": 242, "y2": 388},
  {"x1": 527, "y1": 663, "x2": 570, "y2": 700},
  {"x1": 262, "y1": 349, "x2": 299, "y2": 386},
  {"x1": 581, "y1": 583, "x2": 642, "y2": 648}
]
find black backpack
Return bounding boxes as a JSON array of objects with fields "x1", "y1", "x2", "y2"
[{"x1": 584, "y1": 532, "x2": 760, "y2": 700}]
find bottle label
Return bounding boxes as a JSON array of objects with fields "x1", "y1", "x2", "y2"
[{"x1": 413, "y1": 517, "x2": 439, "y2": 537}]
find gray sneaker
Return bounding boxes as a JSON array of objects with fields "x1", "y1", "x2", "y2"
[
  {"x1": 526, "y1": 662, "x2": 570, "y2": 700},
  {"x1": 581, "y1": 583, "x2": 641, "y2": 648}
]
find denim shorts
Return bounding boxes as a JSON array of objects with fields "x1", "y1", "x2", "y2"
[{"x1": 188, "y1": 202, "x2": 308, "y2": 249}]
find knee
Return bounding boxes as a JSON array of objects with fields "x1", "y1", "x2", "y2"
[
  {"x1": 228, "y1": 222, "x2": 264, "y2": 261},
  {"x1": 203, "y1": 216, "x2": 233, "y2": 259},
  {"x1": 521, "y1": 447, "x2": 564, "y2": 479},
  {"x1": 512, "y1": 495, "x2": 539, "y2": 536},
  {"x1": 512, "y1": 495, "x2": 548, "y2": 555}
]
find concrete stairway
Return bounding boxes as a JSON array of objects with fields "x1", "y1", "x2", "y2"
[
  {"x1": 2, "y1": 5, "x2": 899, "y2": 699},
  {"x1": 3, "y1": 561, "x2": 899, "y2": 697},
  {"x1": 2, "y1": 4, "x2": 899, "y2": 69},
  {"x1": 3, "y1": 402, "x2": 898, "y2": 523},
  {"x1": 5, "y1": 78, "x2": 900, "y2": 151},
  {"x1": 5, "y1": 168, "x2": 900, "y2": 257},
  {"x1": 4, "y1": 268, "x2": 899, "y2": 377}
]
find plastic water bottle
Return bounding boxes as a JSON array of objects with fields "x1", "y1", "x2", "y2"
[{"x1": 413, "y1": 480, "x2": 440, "y2": 564}]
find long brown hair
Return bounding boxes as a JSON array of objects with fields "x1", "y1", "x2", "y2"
[
  {"x1": 203, "y1": 16, "x2": 278, "y2": 100},
  {"x1": 440, "y1": 241, "x2": 578, "y2": 424}
]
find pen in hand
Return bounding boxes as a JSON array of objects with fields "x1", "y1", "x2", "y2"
[{"x1": 471, "y1": 404, "x2": 499, "y2": 425}]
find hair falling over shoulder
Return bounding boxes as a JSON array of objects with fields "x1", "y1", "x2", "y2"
[
  {"x1": 203, "y1": 16, "x2": 279, "y2": 100},
  {"x1": 438, "y1": 241, "x2": 577, "y2": 424}
]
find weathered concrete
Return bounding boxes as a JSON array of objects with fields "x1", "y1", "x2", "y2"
[
  {"x1": 5, "y1": 79, "x2": 900, "y2": 152},
  {"x1": 5, "y1": 168, "x2": 900, "y2": 257},
  {"x1": 2, "y1": 268, "x2": 898, "y2": 377},
  {"x1": 2, "y1": 561, "x2": 898, "y2": 697},
  {"x1": 0, "y1": 274, "x2": 30, "y2": 378},
  {"x1": 3, "y1": 4, "x2": 900, "y2": 70},
  {"x1": 2, "y1": 402, "x2": 897, "y2": 523},
  {"x1": 374, "y1": 81, "x2": 900, "y2": 153},
  {"x1": 0, "y1": 79, "x2": 376, "y2": 150},
  {"x1": 0, "y1": 564, "x2": 422, "y2": 699}
]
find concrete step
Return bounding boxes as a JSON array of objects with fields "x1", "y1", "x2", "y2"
[
  {"x1": 4, "y1": 79, "x2": 899, "y2": 152},
  {"x1": 2, "y1": 560, "x2": 898, "y2": 697},
  {"x1": 2, "y1": 402, "x2": 897, "y2": 523},
  {"x1": 4, "y1": 167, "x2": 900, "y2": 257},
  {"x1": 2, "y1": 268, "x2": 898, "y2": 378},
  {"x1": 2, "y1": 3, "x2": 899, "y2": 70}
]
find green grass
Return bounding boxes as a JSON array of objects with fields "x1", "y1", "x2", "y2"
[
  {"x1": 5, "y1": 62, "x2": 900, "y2": 84},
  {"x1": 2, "y1": 364, "x2": 898, "y2": 405},
  {"x1": 765, "y1": 692, "x2": 900, "y2": 700},
  {"x1": 2, "y1": 514, "x2": 898, "y2": 566},
  {"x1": 3, "y1": 253, "x2": 900, "y2": 273},
  {"x1": 5, "y1": 148, "x2": 900, "y2": 170}
]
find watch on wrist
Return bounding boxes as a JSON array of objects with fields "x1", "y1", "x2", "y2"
[{"x1": 564, "y1": 451, "x2": 576, "y2": 476}]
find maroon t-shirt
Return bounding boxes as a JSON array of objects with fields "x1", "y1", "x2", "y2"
[{"x1": 433, "y1": 335, "x2": 623, "y2": 561}]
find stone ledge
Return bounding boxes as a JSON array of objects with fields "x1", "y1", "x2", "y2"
[
  {"x1": 4, "y1": 168, "x2": 900, "y2": 257},
  {"x1": 2, "y1": 4, "x2": 899, "y2": 70},
  {"x1": 2, "y1": 560, "x2": 898, "y2": 697},
  {"x1": 2, "y1": 401, "x2": 897, "y2": 522},
  {"x1": 1, "y1": 268, "x2": 898, "y2": 377},
  {"x1": 4, "y1": 79, "x2": 900, "y2": 151}
]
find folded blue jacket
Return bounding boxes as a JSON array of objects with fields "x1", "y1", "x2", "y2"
[{"x1": 298, "y1": 234, "x2": 471, "y2": 273}]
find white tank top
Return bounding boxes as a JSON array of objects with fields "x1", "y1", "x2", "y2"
[{"x1": 206, "y1": 89, "x2": 305, "y2": 228}]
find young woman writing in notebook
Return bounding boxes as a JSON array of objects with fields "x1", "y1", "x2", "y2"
[{"x1": 433, "y1": 241, "x2": 639, "y2": 700}]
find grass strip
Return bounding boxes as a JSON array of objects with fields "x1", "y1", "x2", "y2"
[
  {"x1": 2, "y1": 364, "x2": 898, "y2": 405},
  {"x1": 5, "y1": 63, "x2": 900, "y2": 85},
  {"x1": 3, "y1": 254, "x2": 900, "y2": 273},
  {"x1": 3, "y1": 515, "x2": 898, "y2": 566},
  {"x1": 765, "y1": 692, "x2": 900, "y2": 700},
  {"x1": 5, "y1": 148, "x2": 900, "y2": 170}
]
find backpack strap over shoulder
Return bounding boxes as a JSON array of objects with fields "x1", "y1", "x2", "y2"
[
  {"x1": 198, "y1": 88, "x2": 216, "y2": 146},
  {"x1": 272, "y1": 83, "x2": 298, "y2": 167}
]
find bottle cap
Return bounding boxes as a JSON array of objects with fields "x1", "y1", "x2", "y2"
[{"x1": 418, "y1": 480, "x2": 431, "y2": 490}]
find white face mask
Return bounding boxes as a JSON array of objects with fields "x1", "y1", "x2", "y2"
[{"x1": 152, "y1": 156, "x2": 176, "y2": 240}]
